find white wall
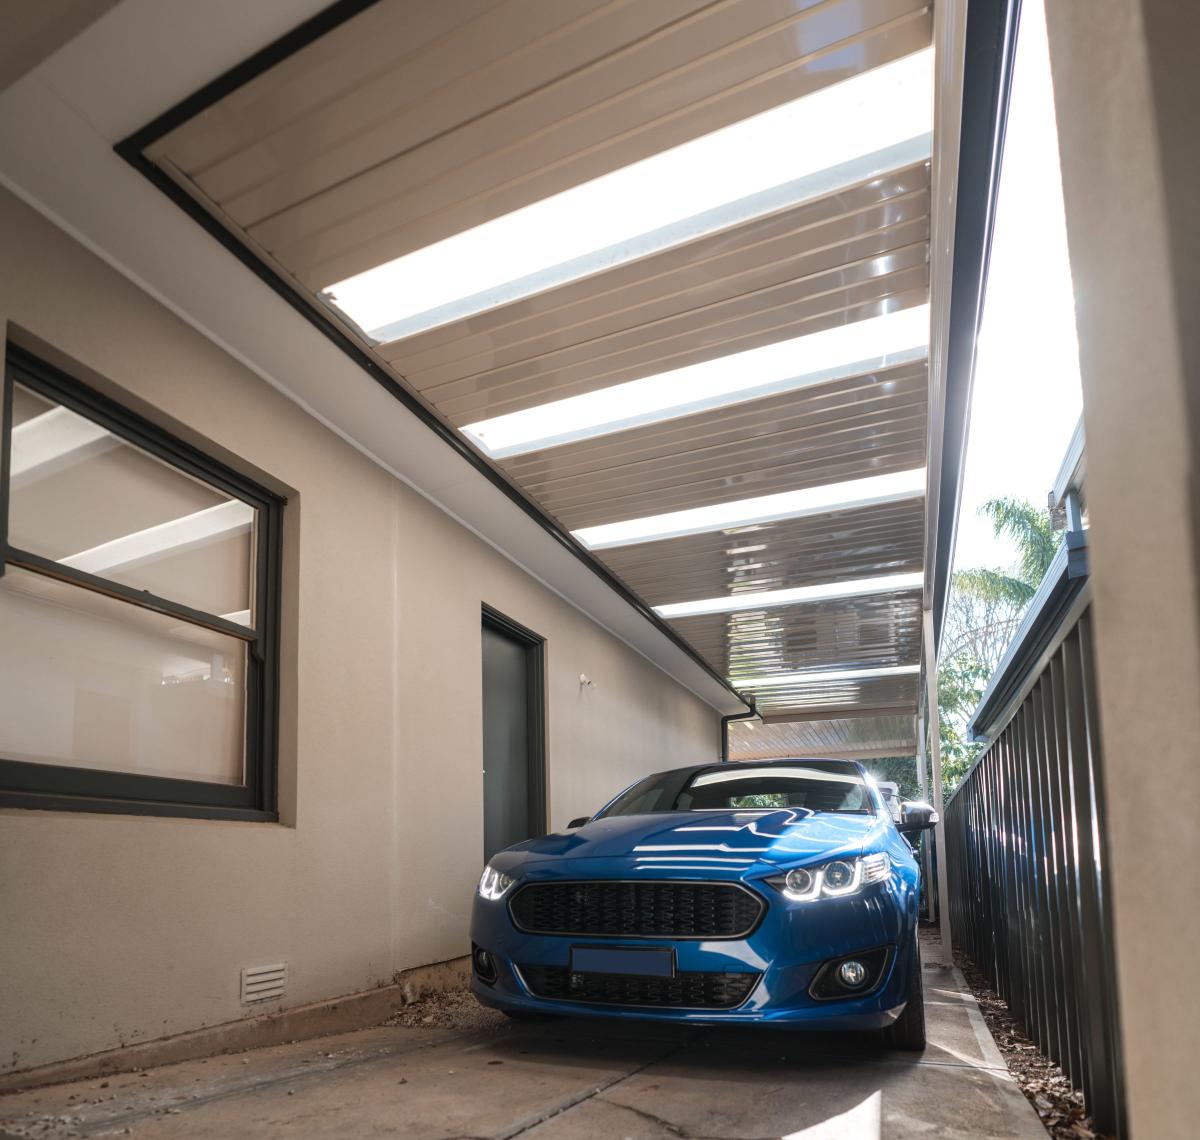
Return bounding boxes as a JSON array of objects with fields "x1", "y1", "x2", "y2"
[
  {"x1": 0, "y1": 189, "x2": 721, "y2": 1073},
  {"x1": 1044, "y1": 3, "x2": 1200, "y2": 1134}
]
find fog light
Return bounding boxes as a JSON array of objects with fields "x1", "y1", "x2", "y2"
[
  {"x1": 838, "y1": 959, "x2": 868, "y2": 988},
  {"x1": 472, "y1": 945, "x2": 497, "y2": 984},
  {"x1": 808, "y1": 947, "x2": 890, "y2": 1000}
]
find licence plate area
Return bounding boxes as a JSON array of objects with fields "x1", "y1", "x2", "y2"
[{"x1": 570, "y1": 945, "x2": 674, "y2": 977}]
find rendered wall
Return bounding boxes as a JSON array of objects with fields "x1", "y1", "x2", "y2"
[
  {"x1": 1043, "y1": 3, "x2": 1200, "y2": 1134},
  {"x1": 0, "y1": 189, "x2": 721, "y2": 1073}
]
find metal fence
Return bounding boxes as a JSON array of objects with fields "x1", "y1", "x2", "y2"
[{"x1": 944, "y1": 605, "x2": 1126, "y2": 1137}]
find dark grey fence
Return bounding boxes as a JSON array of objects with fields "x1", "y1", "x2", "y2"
[{"x1": 944, "y1": 604, "x2": 1126, "y2": 1137}]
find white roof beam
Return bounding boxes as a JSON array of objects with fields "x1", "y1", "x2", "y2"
[
  {"x1": 61, "y1": 499, "x2": 253, "y2": 575},
  {"x1": 10, "y1": 406, "x2": 113, "y2": 479}
]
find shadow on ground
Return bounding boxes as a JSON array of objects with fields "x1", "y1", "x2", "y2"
[{"x1": 0, "y1": 954, "x2": 1045, "y2": 1139}]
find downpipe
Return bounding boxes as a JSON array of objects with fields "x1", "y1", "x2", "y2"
[{"x1": 720, "y1": 699, "x2": 758, "y2": 762}]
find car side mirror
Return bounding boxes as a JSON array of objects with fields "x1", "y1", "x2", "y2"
[
  {"x1": 897, "y1": 801, "x2": 938, "y2": 834},
  {"x1": 566, "y1": 817, "x2": 591, "y2": 829}
]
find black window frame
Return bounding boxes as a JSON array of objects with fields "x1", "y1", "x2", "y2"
[{"x1": 0, "y1": 344, "x2": 283, "y2": 821}]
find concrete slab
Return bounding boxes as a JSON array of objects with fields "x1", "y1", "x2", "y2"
[{"x1": 0, "y1": 948, "x2": 1045, "y2": 1140}]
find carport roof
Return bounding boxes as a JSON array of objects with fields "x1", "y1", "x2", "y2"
[{"x1": 108, "y1": 0, "x2": 1011, "y2": 758}]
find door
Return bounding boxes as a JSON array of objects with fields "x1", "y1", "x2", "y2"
[{"x1": 481, "y1": 607, "x2": 545, "y2": 860}]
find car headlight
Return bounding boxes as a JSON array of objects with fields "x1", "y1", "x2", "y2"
[
  {"x1": 478, "y1": 865, "x2": 515, "y2": 901},
  {"x1": 767, "y1": 853, "x2": 890, "y2": 902}
]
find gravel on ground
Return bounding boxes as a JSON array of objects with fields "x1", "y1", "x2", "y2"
[{"x1": 382, "y1": 988, "x2": 507, "y2": 1033}]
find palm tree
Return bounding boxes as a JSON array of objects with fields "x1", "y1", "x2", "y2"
[
  {"x1": 935, "y1": 497, "x2": 1061, "y2": 793},
  {"x1": 985, "y1": 496, "x2": 1058, "y2": 576},
  {"x1": 970, "y1": 497, "x2": 1059, "y2": 603}
]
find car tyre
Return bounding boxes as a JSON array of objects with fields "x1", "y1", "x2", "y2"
[{"x1": 881, "y1": 941, "x2": 926, "y2": 1051}]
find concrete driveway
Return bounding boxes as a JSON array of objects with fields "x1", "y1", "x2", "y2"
[{"x1": 0, "y1": 959, "x2": 1044, "y2": 1140}]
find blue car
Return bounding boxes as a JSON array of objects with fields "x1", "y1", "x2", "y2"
[{"x1": 470, "y1": 758, "x2": 938, "y2": 1049}]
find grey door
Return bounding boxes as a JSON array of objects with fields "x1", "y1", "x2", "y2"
[{"x1": 481, "y1": 611, "x2": 544, "y2": 860}]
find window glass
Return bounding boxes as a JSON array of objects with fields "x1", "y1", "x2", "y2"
[
  {"x1": 687, "y1": 767, "x2": 870, "y2": 812},
  {"x1": 8, "y1": 383, "x2": 255, "y2": 624},
  {"x1": 0, "y1": 568, "x2": 246, "y2": 785},
  {"x1": 601, "y1": 763, "x2": 872, "y2": 816},
  {"x1": 615, "y1": 786, "x2": 671, "y2": 816}
]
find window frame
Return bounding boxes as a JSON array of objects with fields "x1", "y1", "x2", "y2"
[{"x1": 0, "y1": 344, "x2": 283, "y2": 821}]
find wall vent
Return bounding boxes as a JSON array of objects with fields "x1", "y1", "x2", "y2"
[{"x1": 240, "y1": 962, "x2": 287, "y2": 1004}]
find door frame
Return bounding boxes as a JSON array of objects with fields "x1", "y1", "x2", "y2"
[{"x1": 481, "y1": 603, "x2": 547, "y2": 838}]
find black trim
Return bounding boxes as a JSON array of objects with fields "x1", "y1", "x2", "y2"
[
  {"x1": 482, "y1": 604, "x2": 548, "y2": 838},
  {"x1": 118, "y1": 0, "x2": 385, "y2": 157},
  {"x1": 6, "y1": 345, "x2": 276, "y2": 508},
  {"x1": 507, "y1": 879, "x2": 768, "y2": 941},
  {"x1": 516, "y1": 962, "x2": 761, "y2": 1010},
  {"x1": 113, "y1": 7, "x2": 748, "y2": 713},
  {"x1": 0, "y1": 790, "x2": 275, "y2": 823},
  {"x1": 933, "y1": 0, "x2": 1023, "y2": 649},
  {"x1": 1, "y1": 345, "x2": 284, "y2": 820},
  {"x1": 0, "y1": 361, "x2": 11, "y2": 580},
  {"x1": 0, "y1": 759, "x2": 259, "y2": 809},
  {"x1": 5, "y1": 547, "x2": 258, "y2": 640}
]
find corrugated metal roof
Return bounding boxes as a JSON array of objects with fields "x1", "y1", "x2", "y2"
[
  {"x1": 669, "y1": 591, "x2": 923, "y2": 683},
  {"x1": 501, "y1": 359, "x2": 927, "y2": 530},
  {"x1": 141, "y1": 0, "x2": 938, "y2": 754},
  {"x1": 599, "y1": 497, "x2": 925, "y2": 606},
  {"x1": 745, "y1": 672, "x2": 918, "y2": 716},
  {"x1": 728, "y1": 714, "x2": 917, "y2": 759},
  {"x1": 149, "y1": 0, "x2": 931, "y2": 288},
  {"x1": 386, "y1": 163, "x2": 931, "y2": 425}
]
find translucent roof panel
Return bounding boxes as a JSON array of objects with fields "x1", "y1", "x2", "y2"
[{"x1": 323, "y1": 50, "x2": 933, "y2": 342}]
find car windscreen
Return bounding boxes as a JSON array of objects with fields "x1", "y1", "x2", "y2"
[{"x1": 599, "y1": 764, "x2": 874, "y2": 816}]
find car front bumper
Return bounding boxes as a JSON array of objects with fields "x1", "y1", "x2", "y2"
[{"x1": 469, "y1": 872, "x2": 919, "y2": 1029}]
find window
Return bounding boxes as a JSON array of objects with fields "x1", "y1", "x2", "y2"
[
  {"x1": 600, "y1": 762, "x2": 874, "y2": 817},
  {"x1": 0, "y1": 346, "x2": 282, "y2": 819}
]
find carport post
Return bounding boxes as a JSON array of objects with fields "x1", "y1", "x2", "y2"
[
  {"x1": 915, "y1": 713, "x2": 934, "y2": 921},
  {"x1": 922, "y1": 608, "x2": 953, "y2": 965}
]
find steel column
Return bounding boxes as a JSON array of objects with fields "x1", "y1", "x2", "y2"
[
  {"x1": 915, "y1": 713, "x2": 934, "y2": 920},
  {"x1": 922, "y1": 607, "x2": 953, "y2": 964}
]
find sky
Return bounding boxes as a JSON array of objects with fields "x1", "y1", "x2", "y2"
[{"x1": 951, "y1": 0, "x2": 1082, "y2": 574}]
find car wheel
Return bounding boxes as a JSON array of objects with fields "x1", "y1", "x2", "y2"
[{"x1": 881, "y1": 940, "x2": 926, "y2": 1051}]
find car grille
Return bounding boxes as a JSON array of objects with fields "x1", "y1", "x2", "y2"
[
  {"x1": 519, "y1": 964, "x2": 760, "y2": 1009},
  {"x1": 509, "y1": 881, "x2": 765, "y2": 939}
]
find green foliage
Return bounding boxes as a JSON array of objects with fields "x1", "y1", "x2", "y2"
[
  {"x1": 953, "y1": 566, "x2": 1036, "y2": 608},
  {"x1": 730, "y1": 794, "x2": 788, "y2": 808},
  {"x1": 934, "y1": 497, "x2": 1060, "y2": 799},
  {"x1": 978, "y1": 497, "x2": 1058, "y2": 585},
  {"x1": 936, "y1": 652, "x2": 989, "y2": 789},
  {"x1": 865, "y1": 756, "x2": 920, "y2": 801}
]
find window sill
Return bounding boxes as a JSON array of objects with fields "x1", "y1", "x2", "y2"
[{"x1": 0, "y1": 790, "x2": 279, "y2": 822}]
